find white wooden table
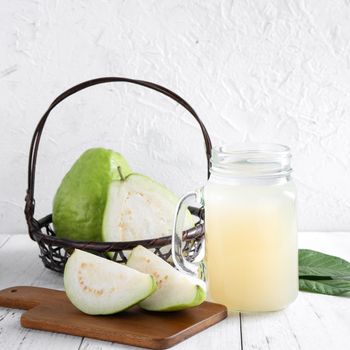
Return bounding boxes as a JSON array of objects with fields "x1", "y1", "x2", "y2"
[{"x1": 0, "y1": 232, "x2": 349, "y2": 350}]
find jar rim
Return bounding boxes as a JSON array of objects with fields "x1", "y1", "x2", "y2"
[
  {"x1": 215, "y1": 143, "x2": 291, "y2": 157},
  {"x1": 210, "y1": 143, "x2": 292, "y2": 179}
]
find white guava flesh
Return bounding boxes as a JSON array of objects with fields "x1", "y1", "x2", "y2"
[
  {"x1": 102, "y1": 174, "x2": 193, "y2": 243},
  {"x1": 127, "y1": 245, "x2": 206, "y2": 311},
  {"x1": 64, "y1": 249, "x2": 156, "y2": 315}
]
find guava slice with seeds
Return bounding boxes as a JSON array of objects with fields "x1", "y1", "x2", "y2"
[
  {"x1": 64, "y1": 249, "x2": 156, "y2": 315},
  {"x1": 102, "y1": 174, "x2": 194, "y2": 243},
  {"x1": 127, "y1": 245, "x2": 206, "y2": 311}
]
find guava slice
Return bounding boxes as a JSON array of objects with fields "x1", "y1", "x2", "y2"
[
  {"x1": 127, "y1": 245, "x2": 206, "y2": 311},
  {"x1": 64, "y1": 249, "x2": 156, "y2": 315},
  {"x1": 102, "y1": 174, "x2": 193, "y2": 243},
  {"x1": 53, "y1": 148, "x2": 132, "y2": 241}
]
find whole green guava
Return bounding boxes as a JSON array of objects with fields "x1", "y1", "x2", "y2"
[{"x1": 52, "y1": 148, "x2": 132, "y2": 241}]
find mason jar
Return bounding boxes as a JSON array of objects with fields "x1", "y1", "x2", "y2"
[{"x1": 173, "y1": 143, "x2": 298, "y2": 312}]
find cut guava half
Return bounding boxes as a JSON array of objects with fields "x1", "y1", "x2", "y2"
[
  {"x1": 102, "y1": 174, "x2": 194, "y2": 244},
  {"x1": 127, "y1": 245, "x2": 206, "y2": 311},
  {"x1": 53, "y1": 148, "x2": 132, "y2": 241},
  {"x1": 64, "y1": 249, "x2": 156, "y2": 315}
]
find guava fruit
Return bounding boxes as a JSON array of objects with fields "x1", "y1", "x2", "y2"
[
  {"x1": 102, "y1": 174, "x2": 193, "y2": 243},
  {"x1": 127, "y1": 245, "x2": 206, "y2": 311},
  {"x1": 53, "y1": 148, "x2": 132, "y2": 241},
  {"x1": 64, "y1": 249, "x2": 156, "y2": 315}
]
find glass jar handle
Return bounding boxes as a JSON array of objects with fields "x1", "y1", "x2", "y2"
[{"x1": 172, "y1": 189, "x2": 205, "y2": 282}]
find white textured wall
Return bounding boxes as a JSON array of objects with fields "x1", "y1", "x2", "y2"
[{"x1": 1, "y1": 0, "x2": 350, "y2": 234}]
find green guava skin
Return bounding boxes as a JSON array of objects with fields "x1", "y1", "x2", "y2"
[
  {"x1": 152, "y1": 286, "x2": 206, "y2": 312},
  {"x1": 52, "y1": 148, "x2": 132, "y2": 241}
]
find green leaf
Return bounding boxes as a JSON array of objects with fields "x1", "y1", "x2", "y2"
[
  {"x1": 299, "y1": 249, "x2": 350, "y2": 278},
  {"x1": 299, "y1": 278, "x2": 350, "y2": 296}
]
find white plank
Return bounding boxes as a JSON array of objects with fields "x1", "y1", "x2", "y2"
[
  {"x1": 78, "y1": 338, "x2": 142, "y2": 350},
  {"x1": 0, "y1": 309, "x2": 82, "y2": 350},
  {"x1": 0, "y1": 234, "x2": 64, "y2": 290},
  {"x1": 0, "y1": 235, "x2": 10, "y2": 249},
  {"x1": 171, "y1": 314, "x2": 240, "y2": 350},
  {"x1": 242, "y1": 292, "x2": 350, "y2": 350},
  {"x1": 241, "y1": 231, "x2": 350, "y2": 350},
  {"x1": 0, "y1": 234, "x2": 81, "y2": 350},
  {"x1": 79, "y1": 314, "x2": 241, "y2": 350}
]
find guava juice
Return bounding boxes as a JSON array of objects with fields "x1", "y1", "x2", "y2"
[{"x1": 204, "y1": 180, "x2": 298, "y2": 312}]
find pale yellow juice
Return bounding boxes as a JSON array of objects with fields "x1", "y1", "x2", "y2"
[{"x1": 204, "y1": 180, "x2": 298, "y2": 312}]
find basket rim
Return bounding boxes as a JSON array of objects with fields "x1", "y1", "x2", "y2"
[{"x1": 31, "y1": 206, "x2": 204, "y2": 252}]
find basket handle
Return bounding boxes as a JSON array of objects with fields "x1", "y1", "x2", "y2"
[{"x1": 25, "y1": 77, "x2": 212, "y2": 230}]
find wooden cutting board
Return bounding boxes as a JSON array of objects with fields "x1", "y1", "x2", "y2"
[{"x1": 0, "y1": 286, "x2": 227, "y2": 349}]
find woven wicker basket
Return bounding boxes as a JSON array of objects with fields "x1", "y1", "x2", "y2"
[{"x1": 24, "y1": 77, "x2": 212, "y2": 273}]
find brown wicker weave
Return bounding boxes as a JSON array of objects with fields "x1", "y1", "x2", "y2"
[{"x1": 24, "y1": 77, "x2": 212, "y2": 273}]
